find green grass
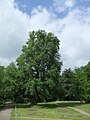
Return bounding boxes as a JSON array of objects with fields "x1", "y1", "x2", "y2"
[
  {"x1": 75, "y1": 103, "x2": 90, "y2": 114},
  {"x1": 11, "y1": 101, "x2": 90, "y2": 120}
]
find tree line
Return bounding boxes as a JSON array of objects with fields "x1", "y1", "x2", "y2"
[{"x1": 0, "y1": 30, "x2": 90, "y2": 104}]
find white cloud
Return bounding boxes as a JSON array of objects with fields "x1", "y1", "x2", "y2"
[
  {"x1": 65, "y1": 0, "x2": 75, "y2": 8},
  {"x1": 0, "y1": 0, "x2": 30, "y2": 66},
  {"x1": 53, "y1": 0, "x2": 76, "y2": 13},
  {"x1": 60, "y1": 8, "x2": 90, "y2": 69}
]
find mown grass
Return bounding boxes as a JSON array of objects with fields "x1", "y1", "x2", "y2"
[
  {"x1": 11, "y1": 101, "x2": 90, "y2": 120},
  {"x1": 75, "y1": 103, "x2": 90, "y2": 114}
]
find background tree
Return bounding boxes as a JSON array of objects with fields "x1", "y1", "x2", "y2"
[
  {"x1": 82, "y1": 62, "x2": 90, "y2": 102},
  {"x1": 61, "y1": 68, "x2": 75, "y2": 100},
  {"x1": 2, "y1": 62, "x2": 18, "y2": 102},
  {"x1": 0, "y1": 66, "x2": 5, "y2": 101},
  {"x1": 16, "y1": 30, "x2": 62, "y2": 104},
  {"x1": 74, "y1": 67, "x2": 88, "y2": 101}
]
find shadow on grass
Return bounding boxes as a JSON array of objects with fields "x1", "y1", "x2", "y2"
[
  {"x1": 37, "y1": 102, "x2": 82, "y2": 109},
  {"x1": 16, "y1": 103, "x2": 32, "y2": 108},
  {"x1": 0, "y1": 104, "x2": 4, "y2": 111},
  {"x1": 15, "y1": 101, "x2": 87, "y2": 109},
  {"x1": 0, "y1": 102, "x2": 15, "y2": 111}
]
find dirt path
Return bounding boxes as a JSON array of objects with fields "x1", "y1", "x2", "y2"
[
  {"x1": 68, "y1": 107, "x2": 90, "y2": 117},
  {"x1": 0, "y1": 108, "x2": 12, "y2": 120}
]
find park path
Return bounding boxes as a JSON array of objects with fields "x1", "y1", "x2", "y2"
[
  {"x1": 0, "y1": 108, "x2": 12, "y2": 120},
  {"x1": 0, "y1": 102, "x2": 13, "y2": 120},
  {"x1": 68, "y1": 107, "x2": 90, "y2": 117},
  {"x1": 15, "y1": 117, "x2": 66, "y2": 120}
]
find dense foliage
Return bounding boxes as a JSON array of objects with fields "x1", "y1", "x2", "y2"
[{"x1": 0, "y1": 30, "x2": 90, "y2": 104}]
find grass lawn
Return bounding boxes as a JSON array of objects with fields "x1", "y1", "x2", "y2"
[
  {"x1": 11, "y1": 101, "x2": 90, "y2": 120},
  {"x1": 75, "y1": 103, "x2": 90, "y2": 114}
]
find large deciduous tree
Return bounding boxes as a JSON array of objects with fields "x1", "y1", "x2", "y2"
[{"x1": 17, "y1": 30, "x2": 62, "y2": 104}]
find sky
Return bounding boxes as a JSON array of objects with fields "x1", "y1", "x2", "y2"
[{"x1": 0, "y1": 0, "x2": 90, "y2": 70}]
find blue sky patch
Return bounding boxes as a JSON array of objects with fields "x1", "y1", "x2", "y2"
[{"x1": 15, "y1": 0, "x2": 53, "y2": 14}]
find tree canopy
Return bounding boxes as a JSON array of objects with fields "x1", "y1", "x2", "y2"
[{"x1": 0, "y1": 30, "x2": 90, "y2": 104}]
